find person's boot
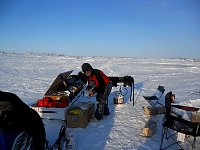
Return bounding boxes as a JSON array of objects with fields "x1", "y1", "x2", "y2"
[
  {"x1": 104, "y1": 104, "x2": 110, "y2": 116},
  {"x1": 95, "y1": 108, "x2": 103, "y2": 120}
]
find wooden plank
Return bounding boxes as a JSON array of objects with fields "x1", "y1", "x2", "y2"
[{"x1": 142, "y1": 119, "x2": 157, "y2": 137}]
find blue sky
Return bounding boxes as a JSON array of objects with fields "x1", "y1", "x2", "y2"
[{"x1": 0, "y1": 0, "x2": 199, "y2": 58}]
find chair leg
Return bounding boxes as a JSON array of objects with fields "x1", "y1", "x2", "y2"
[
  {"x1": 160, "y1": 127, "x2": 184, "y2": 150},
  {"x1": 191, "y1": 137, "x2": 196, "y2": 150},
  {"x1": 159, "y1": 127, "x2": 165, "y2": 150}
]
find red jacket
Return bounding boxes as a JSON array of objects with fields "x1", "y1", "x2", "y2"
[{"x1": 87, "y1": 69, "x2": 110, "y2": 94}]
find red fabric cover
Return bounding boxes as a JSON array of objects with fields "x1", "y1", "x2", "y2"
[
  {"x1": 37, "y1": 97, "x2": 68, "y2": 108},
  {"x1": 37, "y1": 97, "x2": 51, "y2": 107}
]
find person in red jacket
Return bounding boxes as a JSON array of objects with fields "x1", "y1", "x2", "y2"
[{"x1": 82, "y1": 63, "x2": 112, "y2": 120}]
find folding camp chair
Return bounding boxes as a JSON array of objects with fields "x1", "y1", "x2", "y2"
[
  {"x1": 143, "y1": 85, "x2": 165, "y2": 107},
  {"x1": 160, "y1": 91, "x2": 200, "y2": 150}
]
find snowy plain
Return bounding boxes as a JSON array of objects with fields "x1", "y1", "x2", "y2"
[{"x1": 0, "y1": 52, "x2": 200, "y2": 150}]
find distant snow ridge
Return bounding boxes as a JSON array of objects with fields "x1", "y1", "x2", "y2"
[{"x1": 1, "y1": 51, "x2": 200, "y2": 61}]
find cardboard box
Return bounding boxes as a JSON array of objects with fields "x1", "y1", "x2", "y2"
[
  {"x1": 67, "y1": 109, "x2": 90, "y2": 128},
  {"x1": 67, "y1": 102, "x2": 95, "y2": 128},
  {"x1": 78, "y1": 102, "x2": 95, "y2": 117},
  {"x1": 143, "y1": 106, "x2": 166, "y2": 116},
  {"x1": 191, "y1": 112, "x2": 200, "y2": 123}
]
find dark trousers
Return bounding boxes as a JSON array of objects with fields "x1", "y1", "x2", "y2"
[{"x1": 96, "y1": 82, "x2": 112, "y2": 116}]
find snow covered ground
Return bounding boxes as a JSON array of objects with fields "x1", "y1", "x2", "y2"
[{"x1": 0, "y1": 52, "x2": 200, "y2": 150}]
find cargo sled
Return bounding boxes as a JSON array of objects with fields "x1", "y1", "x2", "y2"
[
  {"x1": 30, "y1": 71, "x2": 134, "y2": 149},
  {"x1": 31, "y1": 70, "x2": 87, "y2": 120}
]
